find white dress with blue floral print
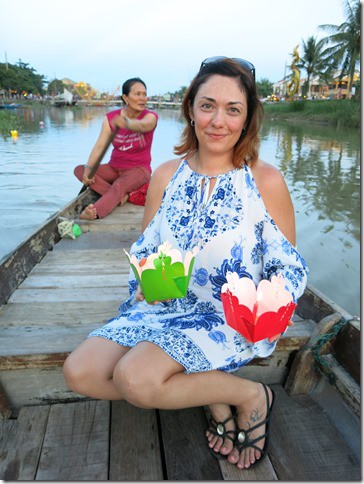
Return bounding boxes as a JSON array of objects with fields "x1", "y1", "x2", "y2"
[{"x1": 89, "y1": 160, "x2": 309, "y2": 373}]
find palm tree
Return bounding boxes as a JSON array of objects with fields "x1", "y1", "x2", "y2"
[
  {"x1": 319, "y1": 0, "x2": 360, "y2": 99},
  {"x1": 298, "y1": 36, "x2": 327, "y2": 97}
]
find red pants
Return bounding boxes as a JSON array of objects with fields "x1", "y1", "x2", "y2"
[{"x1": 74, "y1": 163, "x2": 151, "y2": 218}]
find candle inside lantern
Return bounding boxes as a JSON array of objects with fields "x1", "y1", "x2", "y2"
[{"x1": 252, "y1": 292, "x2": 263, "y2": 324}]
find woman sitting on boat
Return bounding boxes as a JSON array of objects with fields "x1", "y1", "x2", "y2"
[
  {"x1": 64, "y1": 57, "x2": 308, "y2": 469},
  {"x1": 74, "y1": 77, "x2": 158, "y2": 220}
]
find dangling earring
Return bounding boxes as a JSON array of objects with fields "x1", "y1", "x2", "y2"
[
  {"x1": 190, "y1": 120, "x2": 195, "y2": 127},
  {"x1": 242, "y1": 127, "x2": 246, "y2": 134}
]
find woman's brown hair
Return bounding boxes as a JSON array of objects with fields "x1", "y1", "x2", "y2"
[{"x1": 174, "y1": 58, "x2": 264, "y2": 167}]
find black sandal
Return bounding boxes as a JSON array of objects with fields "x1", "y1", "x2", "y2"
[
  {"x1": 234, "y1": 383, "x2": 275, "y2": 469},
  {"x1": 207, "y1": 412, "x2": 237, "y2": 460}
]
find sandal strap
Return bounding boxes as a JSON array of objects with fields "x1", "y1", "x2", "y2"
[{"x1": 208, "y1": 413, "x2": 236, "y2": 443}]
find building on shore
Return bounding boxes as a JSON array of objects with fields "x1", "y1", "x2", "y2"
[{"x1": 273, "y1": 70, "x2": 360, "y2": 100}]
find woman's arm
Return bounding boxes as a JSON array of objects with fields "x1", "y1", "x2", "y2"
[
  {"x1": 116, "y1": 112, "x2": 158, "y2": 133},
  {"x1": 83, "y1": 117, "x2": 113, "y2": 184},
  {"x1": 251, "y1": 159, "x2": 296, "y2": 246},
  {"x1": 142, "y1": 159, "x2": 181, "y2": 231},
  {"x1": 251, "y1": 160, "x2": 308, "y2": 343}
]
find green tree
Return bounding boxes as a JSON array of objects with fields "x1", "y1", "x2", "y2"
[
  {"x1": 47, "y1": 79, "x2": 66, "y2": 95},
  {"x1": 298, "y1": 36, "x2": 326, "y2": 97},
  {"x1": 0, "y1": 62, "x2": 46, "y2": 95},
  {"x1": 319, "y1": 0, "x2": 360, "y2": 98},
  {"x1": 256, "y1": 78, "x2": 273, "y2": 98}
]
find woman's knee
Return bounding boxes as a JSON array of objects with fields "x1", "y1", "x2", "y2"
[
  {"x1": 112, "y1": 358, "x2": 160, "y2": 409},
  {"x1": 63, "y1": 353, "x2": 91, "y2": 394},
  {"x1": 74, "y1": 164, "x2": 84, "y2": 181}
]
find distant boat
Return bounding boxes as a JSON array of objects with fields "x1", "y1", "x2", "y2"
[
  {"x1": 51, "y1": 88, "x2": 77, "y2": 107},
  {"x1": 0, "y1": 103, "x2": 22, "y2": 109}
]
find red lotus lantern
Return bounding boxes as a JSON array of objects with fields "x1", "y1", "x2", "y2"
[{"x1": 221, "y1": 272, "x2": 296, "y2": 343}]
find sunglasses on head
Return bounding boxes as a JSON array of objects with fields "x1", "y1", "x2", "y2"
[{"x1": 200, "y1": 56, "x2": 255, "y2": 80}]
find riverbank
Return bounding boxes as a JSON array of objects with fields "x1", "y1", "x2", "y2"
[{"x1": 263, "y1": 98, "x2": 360, "y2": 128}]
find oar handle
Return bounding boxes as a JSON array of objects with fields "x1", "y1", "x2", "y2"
[{"x1": 78, "y1": 127, "x2": 118, "y2": 195}]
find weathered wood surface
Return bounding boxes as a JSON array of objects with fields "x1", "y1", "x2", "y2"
[
  {"x1": 0, "y1": 190, "x2": 97, "y2": 306},
  {"x1": 0, "y1": 386, "x2": 360, "y2": 481},
  {"x1": 333, "y1": 319, "x2": 360, "y2": 384}
]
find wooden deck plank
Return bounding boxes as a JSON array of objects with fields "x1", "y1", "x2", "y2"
[
  {"x1": 218, "y1": 457, "x2": 278, "y2": 481},
  {"x1": 19, "y1": 273, "x2": 127, "y2": 289},
  {"x1": 109, "y1": 401, "x2": 163, "y2": 480},
  {"x1": 53, "y1": 230, "x2": 141, "y2": 251},
  {"x1": 20, "y1": 250, "x2": 130, "y2": 274},
  {"x1": 34, "y1": 247, "x2": 126, "y2": 263},
  {"x1": 0, "y1": 324, "x2": 102, "y2": 356},
  {"x1": 36, "y1": 401, "x2": 110, "y2": 481},
  {"x1": 0, "y1": 368, "x2": 80, "y2": 412},
  {"x1": 159, "y1": 406, "x2": 223, "y2": 480},
  {"x1": 75, "y1": 202, "x2": 144, "y2": 234},
  {"x1": 269, "y1": 386, "x2": 360, "y2": 480},
  {"x1": 28, "y1": 263, "x2": 126, "y2": 275},
  {"x1": 8, "y1": 286, "x2": 128, "y2": 303},
  {"x1": 0, "y1": 300, "x2": 122, "y2": 328},
  {"x1": 0, "y1": 406, "x2": 50, "y2": 480}
]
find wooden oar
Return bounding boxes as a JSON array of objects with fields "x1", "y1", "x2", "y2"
[{"x1": 78, "y1": 129, "x2": 117, "y2": 195}]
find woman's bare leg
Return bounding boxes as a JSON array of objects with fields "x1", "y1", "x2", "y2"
[
  {"x1": 113, "y1": 341, "x2": 273, "y2": 468},
  {"x1": 63, "y1": 336, "x2": 131, "y2": 400}
]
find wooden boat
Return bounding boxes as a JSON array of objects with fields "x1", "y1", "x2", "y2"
[{"x1": 0, "y1": 189, "x2": 360, "y2": 480}]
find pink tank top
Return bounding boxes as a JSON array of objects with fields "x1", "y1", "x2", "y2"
[{"x1": 106, "y1": 108, "x2": 158, "y2": 171}]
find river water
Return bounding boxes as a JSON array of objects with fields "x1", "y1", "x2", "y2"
[{"x1": 0, "y1": 105, "x2": 360, "y2": 318}]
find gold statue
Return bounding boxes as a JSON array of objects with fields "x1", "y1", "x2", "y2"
[{"x1": 286, "y1": 45, "x2": 300, "y2": 99}]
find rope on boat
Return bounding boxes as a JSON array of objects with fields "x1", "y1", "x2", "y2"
[{"x1": 303, "y1": 318, "x2": 350, "y2": 384}]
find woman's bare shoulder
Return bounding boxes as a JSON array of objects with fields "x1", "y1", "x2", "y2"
[
  {"x1": 251, "y1": 158, "x2": 283, "y2": 182},
  {"x1": 151, "y1": 158, "x2": 182, "y2": 184},
  {"x1": 251, "y1": 158, "x2": 284, "y2": 187}
]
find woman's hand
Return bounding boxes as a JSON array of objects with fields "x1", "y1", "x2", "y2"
[
  {"x1": 114, "y1": 114, "x2": 129, "y2": 130},
  {"x1": 82, "y1": 171, "x2": 95, "y2": 186},
  {"x1": 82, "y1": 168, "x2": 95, "y2": 186},
  {"x1": 267, "y1": 320, "x2": 294, "y2": 343},
  {"x1": 136, "y1": 285, "x2": 145, "y2": 302},
  {"x1": 135, "y1": 285, "x2": 171, "y2": 305}
]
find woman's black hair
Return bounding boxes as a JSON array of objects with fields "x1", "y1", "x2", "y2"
[{"x1": 122, "y1": 77, "x2": 147, "y2": 97}]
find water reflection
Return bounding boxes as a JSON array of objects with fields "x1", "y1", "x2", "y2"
[
  {"x1": 261, "y1": 121, "x2": 360, "y2": 243},
  {"x1": 259, "y1": 120, "x2": 360, "y2": 317}
]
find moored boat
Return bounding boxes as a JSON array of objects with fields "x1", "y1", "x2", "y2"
[
  {"x1": 0, "y1": 188, "x2": 360, "y2": 480},
  {"x1": 0, "y1": 103, "x2": 23, "y2": 109}
]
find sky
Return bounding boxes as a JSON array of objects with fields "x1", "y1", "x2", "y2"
[{"x1": 1, "y1": 0, "x2": 348, "y2": 96}]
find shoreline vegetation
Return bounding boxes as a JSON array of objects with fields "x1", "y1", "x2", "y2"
[
  {"x1": 262, "y1": 98, "x2": 360, "y2": 128},
  {"x1": 0, "y1": 99, "x2": 360, "y2": 137}
]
